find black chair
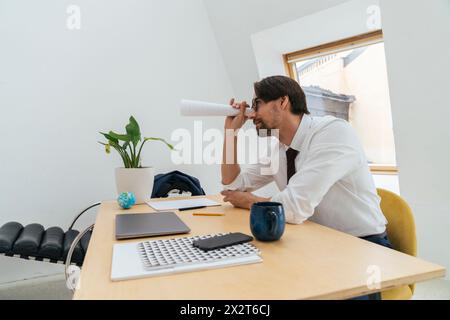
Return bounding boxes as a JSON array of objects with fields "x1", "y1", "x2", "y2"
[{"x1": 0, "y1": 203, "x2": 100, "y2": 268}]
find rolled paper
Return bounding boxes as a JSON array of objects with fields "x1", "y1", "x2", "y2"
[{"x1": 180, "y1": 99, "x2": 252, "y2": 117}]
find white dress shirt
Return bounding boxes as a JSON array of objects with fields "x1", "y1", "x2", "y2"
[{"x1": 223, "y1": 114, "x2": 387, "y2": 237}]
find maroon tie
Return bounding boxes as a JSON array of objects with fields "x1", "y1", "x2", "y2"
[{"x1": 286, "y1": 148, "x2": 299, "y2": 183}]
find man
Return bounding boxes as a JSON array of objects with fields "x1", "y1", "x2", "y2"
[
  {"x1": 221, "y1": 75, "x2": 389, "y2": 244},
  {"x1": 221, "y1": 76, "x2": 391, "y2": 300}
]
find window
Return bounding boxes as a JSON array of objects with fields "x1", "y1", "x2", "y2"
[{"x1": 283, "y1": 30, "x2": 397, "y2": 174}]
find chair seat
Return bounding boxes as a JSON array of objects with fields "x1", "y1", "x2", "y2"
[
  {"x1": 381, "y1": 285, "x2": 413, "y2": 300},
  {"x1": 0, "y1": 221, "x2": 91, "y2": 266}
]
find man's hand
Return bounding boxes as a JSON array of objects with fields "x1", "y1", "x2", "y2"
[
  {"x1": 221, "y1": 190, "x2": 268, "y2": 209},
  {"x1": 224, "y1": 98, "x2": 249, "y2": 130}
]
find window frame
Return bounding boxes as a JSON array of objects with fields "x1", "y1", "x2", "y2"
[{"x1": 282, "y1": 29, "x2": 398, "y2": 175}]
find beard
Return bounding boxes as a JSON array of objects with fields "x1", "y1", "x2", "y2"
[{"x1": 253, "y1": 119, "x2": 272, "y2": 137}]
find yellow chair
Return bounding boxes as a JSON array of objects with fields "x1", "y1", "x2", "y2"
[{"x1": 376, "y1": 188, "x2": 417, "y2": 300}]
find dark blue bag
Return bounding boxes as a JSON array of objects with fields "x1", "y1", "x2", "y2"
[{"x1": 151, "y1": 170, "x2": 206, "y2": 198}]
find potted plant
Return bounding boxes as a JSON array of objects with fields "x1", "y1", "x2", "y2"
[{"x1": 99, "y1": 116, "x2": 173, "y2": 204}]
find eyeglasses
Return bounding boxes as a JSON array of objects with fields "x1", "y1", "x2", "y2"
[
  {"x1": 251, "y1": 98, "x2": 261, "y2": 112},
  {"x1": 252, "y1": 96, "x2": 286, "y2": 112}
]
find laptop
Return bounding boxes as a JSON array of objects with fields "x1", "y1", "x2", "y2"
[{"x1": 115, "y1": 212, "x2": 190, "y2": 240}]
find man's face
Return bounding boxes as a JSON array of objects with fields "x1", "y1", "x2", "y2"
[{"x1": 250, "y1": 95, "x2": 284, "y2": 136}]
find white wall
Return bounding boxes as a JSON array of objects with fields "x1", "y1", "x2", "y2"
[
  {"x1": 0, "y1": 0, "x2": 233, "y2": 283},
  {"x1": 372, "y1": 174, "x2": 399, "y2": 195},
  {"x1": 250, "y1": 0, "x2": 379, "y2": 78},
  {"x1": 203, "y1": 0, "x2": 349, "y2": 100},
  {"x1": 380, "y1": 0, "x2": 450, "y2": 278}
]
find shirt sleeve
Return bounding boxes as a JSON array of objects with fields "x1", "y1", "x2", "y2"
[
  {"x1": 222, "y1": 164, "x2": 274, "y2": 192},
  {"x1": 271, "y1": 120, "x2": 365, "y2": 224}
]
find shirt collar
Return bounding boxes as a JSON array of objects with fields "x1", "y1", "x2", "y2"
[{"x1": 289, "y1": 114, "x2": 312, "y2": 151}]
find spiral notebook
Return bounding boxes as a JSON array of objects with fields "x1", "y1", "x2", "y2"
[{"x1": 111, "y1": 233, "x2": 262, "y2": 281}]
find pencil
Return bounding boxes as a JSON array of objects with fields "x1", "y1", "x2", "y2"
[{"x1": 193, "y1": 212, "x2": 225, "y2": 216}]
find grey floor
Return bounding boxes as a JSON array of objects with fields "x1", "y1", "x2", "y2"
[
  {"x1": 0, "y1": 274, "x2": 73, "y2": 300},
  {"x1": 0, "y1": 274, "x2": 449, "y2": 300}
]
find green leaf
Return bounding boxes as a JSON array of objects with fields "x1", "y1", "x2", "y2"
[
  {"x1": 143, "y1": 137, "x2": 174, "y2": 150},
  {"x1": 99, "y1": 132, "x2": 118, "y2": 144},
  {"x1": 108, "y1": 130, "x2": 131, "y2": 142},
  {"x1": 99, "y1": 136, "x2": 132, "y2": 167},
  {"x1": 98, "y1": 141, "x2": 112, "y2": 154},
  {"x1": 126, "y1": 116, "x2": 141, "y2": 146}
]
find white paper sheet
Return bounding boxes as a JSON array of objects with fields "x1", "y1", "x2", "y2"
[
  {"x1": 180, "y1": 99, "x2": 252, "y2": 117},
  {"x1": 146, "y1": 197, "x2": 221, "y2": 211}
]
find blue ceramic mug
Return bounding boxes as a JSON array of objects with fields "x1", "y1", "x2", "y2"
[{"x1": 250, "y1": 202, "x2": 285, "y2": 241}]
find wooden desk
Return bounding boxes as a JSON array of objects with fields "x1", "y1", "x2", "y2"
[{"x1": 73, "y1": 195, "x2": 445, "y2": 300}]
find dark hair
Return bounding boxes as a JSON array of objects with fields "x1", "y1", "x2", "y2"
[{"x1": 254, "y1": 75, "x2": 309, "y2": 115}]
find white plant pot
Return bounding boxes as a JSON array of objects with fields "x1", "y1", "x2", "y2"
[{"x1": 115, "y1": 167, "x2": 154, "y2": 204}]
